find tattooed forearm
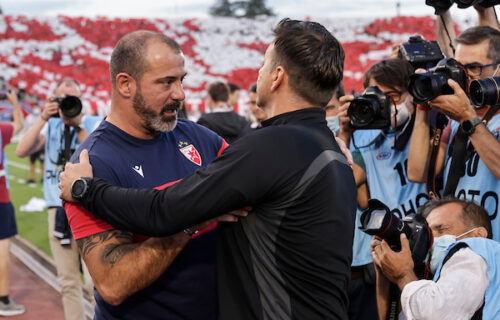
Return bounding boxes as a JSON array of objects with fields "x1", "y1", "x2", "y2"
[
  {"x1": 101, "y1": 243, "x2": 136, "y2": 266},
  {"x1": 77, "y1": 230, "x2": 134, "y2": 258}
]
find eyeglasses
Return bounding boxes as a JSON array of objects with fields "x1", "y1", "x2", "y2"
[{"x1": 462, "y1": 62, "x2": 500, "y2": 77}]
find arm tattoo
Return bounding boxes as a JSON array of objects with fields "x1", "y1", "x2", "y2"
[{"x1": 77, "y1": 230, "x2": 134, "y2": 266}]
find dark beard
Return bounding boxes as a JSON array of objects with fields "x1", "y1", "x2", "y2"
[{"x1": 133, "y1": 87, "x2": 180, "y2": 135}]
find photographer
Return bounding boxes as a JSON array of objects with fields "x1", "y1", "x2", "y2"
[
  {"x1": 407, "y1": 26, "x2": 500, "y2": 241},
  {"x1": 15, "y1": 77, "x2": 101, "y2": 320},
  {"x1": 337, "y1": 58, "x2": 428, "y2": 320},
  {"x1": 371, "y1": 197, "x2": 499, "y2": 319}
]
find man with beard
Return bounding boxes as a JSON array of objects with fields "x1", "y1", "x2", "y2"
[{"x1": 62, "y1": 31, "x2": 233, "y2": 319}]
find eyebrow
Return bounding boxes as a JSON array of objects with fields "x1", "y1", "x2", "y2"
[{"x1": 155, "y1": 73, "x2": 188, "y2": 83}]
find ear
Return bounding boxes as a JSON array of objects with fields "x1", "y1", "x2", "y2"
[
  {"x1": 270, "y1": 66, "x2": 285, "y2": 92},
  {"x1": 474, "y1": 226, "x2": 489, "y2": 239},
  {"x1": 116, "y1": 73, "x2": 134, "y2": 98}
]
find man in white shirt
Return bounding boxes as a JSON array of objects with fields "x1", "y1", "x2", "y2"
[{"x1": 371, "y1": 197, "x2": 499, "y2": 320}]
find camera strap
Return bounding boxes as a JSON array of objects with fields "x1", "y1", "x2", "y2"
[
  {"x1": 426, "y1": 112, "x2": 449, "y2": 199},
  {"x1": 62, "y1": 125, "x2": 74, "y2": 170},
  {"x1": 443, "y1": 105, "x2": 500, "y2": 197},
  {"x1": 386, "y1": 283, "x2": 400, "y2": 320}
]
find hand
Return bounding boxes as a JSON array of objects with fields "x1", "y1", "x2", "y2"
[
  {"x1": 59, "y1": 149, "x2": 94, "y2": 202},
  {"x1": 5, "y1": 89, "x2": 19, "y2": 106},
  {"x1": 371, "y1": 234, "x2": 417, "y2": 290},
  {"x1": 338, "y1": 95, "x2": 354, "y2": 136},
  {"x1": 186, "y1": 206, "x2": 251, "y2": 236},
  {"x1": 42, "y1": 96, "x2": 60, "y2": 121},
  {"x1": 428, "y1": 79, "x2": 477, "y2": 122},
  {"x1": 335, "y1": 136, "x2": 353, "y2": 166},
  {"x1": 390, "y1": 42, "x2": 403, "y2": 59}
]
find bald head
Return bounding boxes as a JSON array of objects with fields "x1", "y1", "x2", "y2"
[{"x1": 110, "y1": 30, "x2": 182, "y2": 89}]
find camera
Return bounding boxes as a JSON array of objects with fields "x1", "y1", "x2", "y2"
[
  {"x1": 408, "y1": 58, "x2": 468, "y2": 104},
  {"x1": 426, "y1": 0, "x2": 500, "y2": 14},
  {"x1": 348, "y1": 86, "x2": 391, "y2": 130},
  {"x1": 359, "y1": 199, "x2": 433, "y2": 267},
  {"x1": 454, "y1": 0, "x2": 500, "y2": 8},
  {"x1": 398, "y1": 35, "x2": 444, "y2": 70},
  {"x1": 469, "y1": 76, "x2": 500, "y2": 107},
  {"x1": 51, "y1": 95, "x2": 82, "y2": 118}
]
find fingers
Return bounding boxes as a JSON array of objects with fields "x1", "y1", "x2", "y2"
[
  {"x1": 80, "y1": 149, "x2": 90, "y2": 165},
  {"x1": 400, "y1": 233, "x2": 410, "y2": 252},
  {"x1": 217, "y1": 214, "x2": 239, "y2": 223}
]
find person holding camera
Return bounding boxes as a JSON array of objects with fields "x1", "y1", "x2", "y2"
[
  {"x1": 372, "y1": 197, "x2": 499, "y2": 319},
  {"x1": 0, "y1": 89, "x2": 24, "y2": 317},
  {"x1": 337, "y1": 58, "x2": 428, "y2": 320},
  {"x1": 407, "y1": 26, "x2": 500, "y2": 242},
  {"x1": 15, "y1": 77, "x2": 101, "y2": 320}
]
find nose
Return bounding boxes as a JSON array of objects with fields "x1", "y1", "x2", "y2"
[{"x1": 171, "y1": 81, "x2": 185, "y2": 101}]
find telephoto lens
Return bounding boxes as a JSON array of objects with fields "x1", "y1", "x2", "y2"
[{"x1": 469, "y1": 77, "x2": 500, "y2": 107}]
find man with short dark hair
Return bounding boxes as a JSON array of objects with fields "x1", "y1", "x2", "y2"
[
  {"x1": 372, "y1": 198, "x2": 499, "y2": 319},
  {"x1": 58, "y1": 30, "x2": 232, "y2": 320},
  {"x1": 407, "y1": 25, "x2": 500, "y2": 241},
  {"x1": 248, "y1": 82, "x2": 266, "y2": 129},
  {"x1": 227, "y1": 82, "x2": 241, "y2": 107},
  {"x1": 59, "y1": 18, "x2": 356, "y2": 319},
  {"x1": 198, "y1": 81, "x2": 250, "y2": 143}
]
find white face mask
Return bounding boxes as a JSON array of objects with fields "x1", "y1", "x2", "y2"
[
  {"x1": 429, "y1": 227, "x2": 478, "y2": 274},
  {"x1": 326, "y1": 115, "x2": 340, "y2": 134},
  {"x1": 32, "y1": 108, "x2": 41, "y2": 115},
  {"x1": 390, "y1": 101, "x2": 411, "y2": 129}
]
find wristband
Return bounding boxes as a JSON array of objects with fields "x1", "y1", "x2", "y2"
[
  {"x1": 417, "y1": 104, "x2": 432, "y2": 111},
  {"x1": 183, "y1": 228, "x2": 199, "y2": 237}
]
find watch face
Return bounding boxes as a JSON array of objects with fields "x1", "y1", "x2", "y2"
[{"x1": 72, "y1": 180, "x2": 86, "y2": 197}]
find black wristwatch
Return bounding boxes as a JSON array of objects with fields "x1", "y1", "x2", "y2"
[
  {"x1": 71, "y1": 177, "x2": 92, "y2": 201},
  {"x1": 461, "y1": 117, "x2": 482, "y2": 136}
]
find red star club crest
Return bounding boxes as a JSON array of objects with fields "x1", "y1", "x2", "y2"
[{"x1": 179, "y1": 144, "x2": 202, "y2": 166}]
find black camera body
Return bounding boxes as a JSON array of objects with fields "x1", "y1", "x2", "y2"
[
  {"x1": 359, "y1": 199, "x2": 433, "y2": 267},
  {"x1": 408, "y1": 58, "x2": 468, "y2": 104},
  {"x1": 455, "y1": 0, "x2": 500, "y2": 8},
  {"x1": 399, "y1": 35, "x2": 444, "y2": 70},
  {"x1": 348, "y1": 86, "x2": 391, "y2": 130},
  {"x1": 469, "y1": 76, "x2": 500, "y2": 107},
  {"x1": 51, "y1": 95, "x2": 82, "y2": 118}
]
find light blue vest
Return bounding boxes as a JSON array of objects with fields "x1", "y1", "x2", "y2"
[
  {"x1": 352, "y1": 129, "x2": 428, "y2": 217},
  {"x1": 433, "y1": 237, "x2": 500, "y2": 319},
  {"x1": 350, "y1": 128, "x2": 428, "y2": 266},
  {"x1": 44, "y1": 115, "x2": 101, "y2": 207},
  {"x1": 443, "y1": 115, "x2": 500, "y2": 241}
]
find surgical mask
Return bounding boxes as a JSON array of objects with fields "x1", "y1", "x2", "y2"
[
  {"x1": 326, "y1": 116, "x2": 340, "y2": 134},
  {"x1": 32, "y1": 108, "x2": 40, "y2": 115},
  {"x1": 429, "y1": 228, "x2": 477, "y2": 274},
  {"x1": 391, "y1": 102, "x2": 411, "y2": 129}
]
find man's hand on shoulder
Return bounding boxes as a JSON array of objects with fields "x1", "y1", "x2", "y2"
[{"x1": 59, "y1": 149, "x2": 94, "y2": 202}]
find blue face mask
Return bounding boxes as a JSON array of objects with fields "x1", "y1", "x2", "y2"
[
  {"x1": 429, "y1": 228, "x2": 477, "y2": 274},
  {"x1": 326, "y1": 116, "x2": 340, "y2": 134}
]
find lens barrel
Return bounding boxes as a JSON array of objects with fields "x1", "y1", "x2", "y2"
[{"x1": 469, "y1": 77, "x2": 500, "y2": 107}]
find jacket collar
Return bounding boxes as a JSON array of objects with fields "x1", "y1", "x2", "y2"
[{"x1": 261, "y1": 107, "x2": 326, "y2": 127}]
